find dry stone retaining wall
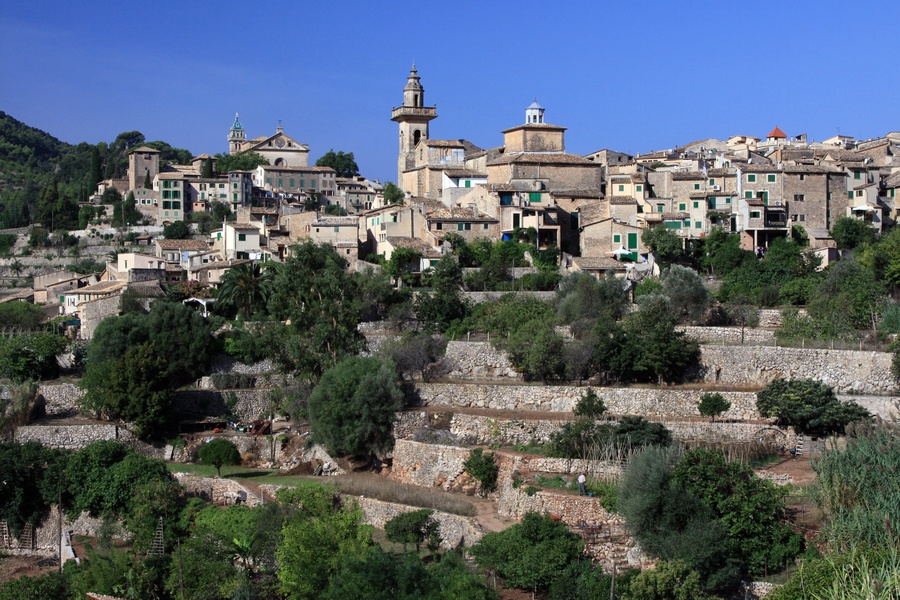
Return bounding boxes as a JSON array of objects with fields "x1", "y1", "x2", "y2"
[
  {"x1": 701, "y1": 345, "x2": 896, "y2": 394},
  {"x1": 353, "y1": 497, "x2": 484, "y2": 549},
  {"x1": 679, "y1": 325, "x2": 776, "y2": 345},
  {"x1": 415, "y1": 383, "x2": 761, "y2": 420},
  {"x1": 389, "y1": 440, "x2": 470, "y2": 491},
  {"x1": 432, "y1": 341, "x2": 522, "y2": 380},
  {"x1": 15, "y1": 423, "x2": 134, "y2": 450}
]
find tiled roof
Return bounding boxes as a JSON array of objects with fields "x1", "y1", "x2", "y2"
[
  {"x1": 129, "y1": 146, "x2": 160, "y2": 154},
  {"x1": 155, "y1": 239, "x2": 211, "y2": 250},
  {"x1": 487, "y1": 153, "x2": 593, "y2": 166},
  {"x1": 661, "y1": 212, "x2": 690, "y2": 219},
  {"x1": 767, "y1": 126, "x2": 787, "y2": 139},
  {"x1": 385, "y1": 236, "x2": 442, "y2": 257},
  {"x1": 423, "y1": 139, "x2": 466, "y2": 148},
  {"x1": 672, "y1": 171, "x2": 706, "y2": 180},
  {"x1": 551, "y1": 189, "x2": 604, "y2": 198},
  {"x1": 74, "y1": 280, "x2": 127, "y2": 295},
  {"x1": 501, "y1": 123, "x2": 567, "y2": 134},
  {"x1": 573, "y1": 257, "x2": 624, "y2": 270},
  {"x1": 443, "y1": 168, "x2": 487, "y2": 178},
  {"x1": 313, "y1": 217, "x2": 359, "y2": 226},
  {"x1": 608, "y1": 196, "x2": 637, "y2": 205}
]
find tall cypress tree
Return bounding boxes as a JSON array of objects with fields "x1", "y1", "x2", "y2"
[
  {"x1": 143, "y1": 170, "x2": 152, "y2": 189},
  {"x1": 201, "y1": 157, "x2": 213, "y2": 178}
]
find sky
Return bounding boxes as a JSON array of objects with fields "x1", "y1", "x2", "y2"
[{"x1": 1, "y1": 1, "x2": 898, "y2": 183}]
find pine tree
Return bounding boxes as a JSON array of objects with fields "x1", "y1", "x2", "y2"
[
  {"x1": 143, "y1": 170, "x2": 152, "y2": 189},
  {"x1": 201, "y1": 157, "x2": 214, "y2": 178},
  {"x1": 89, "y1": 146, "x2": 103, "y2": 192}
]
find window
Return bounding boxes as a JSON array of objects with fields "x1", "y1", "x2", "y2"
[
  {"x1": 233, "y1": 183, "x2": 238, "y2": 189},
  {"x1": 657, "y1": 205, "x2": 664, "y2": 213},
  {"x1": 465, "y1": 180, "x2": 471, "y2": 188},
  {"x1": 636, "y1": 185, "x2": 642, "y2": 192},
  {"x1": 750, "y1": 211, "x2": 761, "y2": 218},
  {"x1": 435, "y1": 222, "x2": 442, "y2": 230},
  {"x1": 334, "y1": 227, "x2": 339, "y2": 233},
  {"x1": 794, "y1": 194, "x2": 805, "y2": 202},
  {"x1": 767, "y1": 174, "x2": 776, "y2": 183},
  {"x1": 709, "y1": 179, "x2": 716, "y2": 185},
  {"x1": 678, "y1": 203, "x2": 686, "y2": 211},
  {"x1": 613, "y1": 234, "x2": 621, "y2": 244},
  {"x1": 848, "y1": 191, "x2": 854, "y2": 199},
  {"x1": 694, "y1": 183, "x2": 700, "y2": 190},
  {"x1": 725, "y1": 198, "x2": 731, "y2": 204},
  {"x1": 695, "y1": 221, "x2": 702, "y2": 229},
  {"x1": 483, "y1": 223, "x2": 489, "y2": 230},
  {"x1": 238, "y1": 233, "x2": 246, "y2": 241},
  {"x1": 854, "y1": 171, "x2": 861, "y2": 180},
  {"x1": 529, "y1": 192, "x2": 541, "y2": 203},
  {"x1": 683, "y1": 220, "x2": 690, "y2": 227},
  {"x1": 457, "y1": 223, "x2": 463, "y2": 231},
  {"x1": 290, "y1": 179, "x2": 295, "y2": 187},
  {"x1": 799, "y1": 215, "x2": 806, "y2": 222},
  {"x1": 693, "y1": 201, "x2": 699, "y2": 209},
  {"x1": 745, "y1": 191, "x2": 753, "y2": 199},
  {"x1": 799, "y1": 174, "x2": 806, "y2": 181},
  {"x1": 747, "y1": 174, "x2": 757, "y2": 183},
  {"x1": 618, "y1": 185, "x2": 625, "y2": 192},
  {"x1": 709, "y1": 197, "x2": 717, "y2": 209}
]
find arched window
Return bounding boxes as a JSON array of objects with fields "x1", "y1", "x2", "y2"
[
  {"x1": 413, "y1": 130, "x2": 421, "y2": 146},
  {"x1": 274, "y1": 158, "x2": 285, "y2": 166}
]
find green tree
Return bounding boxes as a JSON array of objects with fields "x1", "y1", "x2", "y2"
[
  {"x1": 383, "y1": 181, "x2": 405, "y2": 205},
  {"x1": 0, "y1": 569, "x2": 73, "y2": 600},
  {"x1": 323, "y1": 203, "x2": 348, "y2": 216},
  {"x1": 0, "y1": 301, "x2": 44, "y2": 328},
  {"x1": 723, "y1": 294, "x2": 759, "y2": 344},
  {"x1": 307, "y1": 356, "x2": 404, "y2": 458},
  {"x1": 162, "y1": 219, "x2": 191, "y2": 239},
  {"x1": 143, "y1": 170, "x2": 152, "y2": 189},
  {"x1": 673, "y1": 448, "x2": 803, "y2": 576},
  {"x1": 214, "y1": 151, "x2": 269, "y2": 174},
  {"x1": 463, "y1": 448, "x2": 499, "y2": 496},
  {"x1": 217, "y1": 261, "x2": 274, "y2": 318},
  {"x1": 89, "y1": 145, "x2": 103, "y2": 192},
  {"x1": 573, "y1": 388, "x2": 607, "y2": 420},
  {"x1": 643, "y1": 226, "x2": 684, "y2": 262},
  {"x1": 201, "y1": 157, "x2": 214, "y2": 178},
  {"x1": 756, "y1": 379, "x2": 870, "y2": 436},
  {"x1": 384, "y1": 509, "x2": 440, "y2": 553},
  {"x1": 385, "y1": 247, "x2": 422, "y2": 286},
  {"x1": 697, "y1": 393, "x2": 730, "y2": 421},
  {"x1": 80, "y1": 342, "x2": 174, "y2": 439},
  {"x1": 627, "y1": 560, "x2": 713, "y2": 600},
  {"x1": 125, "y1": 478, "x2": 185, "y2": 552},
  {"x1": 557, "y1": 272, "x2": 630, "y2": 325},
  {"x1": 471, "y1": 512, "x2": 583, "y2": 595},
  {"x1": 198, "y1": 438, "x2": 242, "y2": 476},
  {"x1": 830, "y1": 216, "x2": 877, "y2": 250},
  {"x1": 415, "y1": 255, "x2": 468, "y2": 332},
  {"x1": 315, "y1": 150, "x2": 360, "y2": 178},
  {"x1": 621, "y1": 295, "x2": 701, "y2": 385},
  {"x1": 377, "y1": 331, "x2": 447, "y2": 381},
  {"x1": 0, "y1": 333, "x2": 68, "y2": 382},
  {"x1": 64, "y1": 441, "x2": 172, "y2": 518},
  {"x1": 267, "y1": 242, "x2": 365, "y2": 380},
  {"x1": 0, "y1": 441, "x2": 68, "y2": 536},
  {"x1": 276, "y1": 485, "x2": 373, "y2": 600},
  {"x1": 660, "y1": 265, "x2": 711, "y2": 324}
]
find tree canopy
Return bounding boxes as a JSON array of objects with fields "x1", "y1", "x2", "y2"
[
  {"x1": 315, "y1": 150, "x2": 360, "y2": 178},
  {"x1": 756, "y1": 379, "x2": 870, "y2": 436}
]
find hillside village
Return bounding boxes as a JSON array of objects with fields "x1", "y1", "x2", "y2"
[{"x1": 0, "y1": 67, "x2": 899, "y2": 599}]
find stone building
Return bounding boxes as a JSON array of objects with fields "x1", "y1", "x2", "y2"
[
  {"x1": 228, "y1": 115, "x2": 309, "y2": 168},
  {"x1": 128, "y1": 146, "x2": 160, "y2": 191}
]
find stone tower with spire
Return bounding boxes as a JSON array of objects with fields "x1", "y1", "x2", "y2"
[
  {"x1": 390, "y1": 65, "x2": 437, "y2": 185},
  {"x1": 228, "y1": 113, "x2": 246, "y2": 155}
]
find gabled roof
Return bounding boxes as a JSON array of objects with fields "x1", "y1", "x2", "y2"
[
  {"x1": 155, "y1": 239, "x2": 211, "y2": 251},
  {"x1": 129, "y1": 146, "x2": 161, "y2": 154},
  {"x1": 767, "y1": 126, "x2": 787, "y2": 139}
]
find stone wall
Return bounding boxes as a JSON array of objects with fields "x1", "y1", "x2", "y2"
[
  {"x1": 353, "y1": 497, "x2": 484, "y2": 549},
  {"x1": 174, "y1": 389, "x2": 274, "y2": 421},
  {"x1": 679, "y1": 325, "x2": 776, "y2": 345},
  {"x1": 80, "y1": 294, "x2": 121, "y2": 340},
  {"x1": 701, "y1": 345, "x2": 896, "y2": 394},
  {"x1": 414, "y1": 383, "x2": 762, "y2": 420},
  {"x1": 37, "y1": 383, "x2": 84, "y2": 417},
  {"x1": 173, "y1": 473, "x2": 264, "y2": 506},
  {"x1": 461, "y1": 291, "x2": 556, "y2": 304},
  {"x1": 15, "y1": 423, "x2": 134, "y2": 450},
  {"x1": 389, "y1": 440, "x2": 471, "y2": 491},
  {"x1": 431, "y1": 341, "x2": 521, "y2": 380}
]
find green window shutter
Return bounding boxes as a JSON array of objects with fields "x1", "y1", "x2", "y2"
[
  {"x1": 747, "y1": 174, "x2": 756, "y2": 183},
  {"x1": 693, "y1": 201, "x2": 699, "y2": 208},
  {"x1": 679, "y1": 203, "x2": 686, "y2": 211},
  {"x1": 684, "y1": 220, "x2": 690, "y2": 227},
  {"x1": 694, "y1": 183, "x2": 700, "y2": 190},
  {"x1": 709, "y1": 179, "x2": 716, "y2": 185},
  {"x1": 334, "y1": 226, "x2": 339, "y2": 232},
  {"x1": 290, "y1": 179, "x2": 295, "y2": 187},
  {"x1": 618, "y1": 185, "x2": 624, "y2": 192},
  {"x1": 767, "y1": 174, "x2": 776, "y2": 183},
  {"x1": 465, "y1": 180, "x2": 471, "y2": 188},
  {"x1": 457, "y1": 223, "x2": 463, "y2": 231},
  {"x1": 695, "y1": 221, "x2": 702, "y2": 228},
  {"x1": 725, "y1": 198, "x2": 731, "y2": 204},
  {"x1": 238, "y1": 233, "x2": 246, "y2": 241},
  {"x1": 613, "y1": 234, "x2": 621, "y2": 243},
  {"x1": 657, "y1": 205, "x2": 663, "y2": 213},
  {"x1": 847, "y1": 191, "x2": 854, "y2": 199},
  {"x1": 854, "y1": 171, "x2": 861, "y2": 179},
  {"x1": 745, "y1": 191, "x2": 753, "y2": 198},
  {"x1": 627, "y1": 232, "x2": 638, "y2": 249},
  {"x1": 529, "y1": 192, "x2": 541, "y2": 203}
]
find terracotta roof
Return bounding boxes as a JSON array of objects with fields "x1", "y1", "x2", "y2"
[
  {"x1": 442, "y1": 169, "x2": 487, "y2": 178},
  {"x1": 72, "y1": 280, "x2": 127, "y2": 295},
  {"x1": 672, "y1": 171, "x2": 706, "y2": 180},
  {"x1": 487, "y1": 153, "x2": 593, "y2": 166},
  {"x1": 385, "y1": 236, "x2": 441, "y2": 257},
  {"x1": 155, "y1": 239, "x2": 211, "y2": 250},
  {"x1": 706, "y1": 168, "x2": 735, "y2": 177},
  {"x1": 573, "y1": 256, "x2": 625, "y2": 270},
  {"x1": 745, "y1": 198, "x2": 766, "y2": 206},
  {"x1": 423, "y1": 139, "x2": 466, "y2": 148},
  {"x1": 608, "y1": 196, "x2": 637, "y2": 205},
  {"x1": 552, "y1": 189, "x2": 604, "y2": 198},
  {"x1": 129, "y1": 146, "x2": 160, "y2": 154},
  {"x1": 661, "y1": 212, "x2": 690, "y2": 219},
  {"x1": 767, "y1": 126, "x2": 787, "y2": 139}
]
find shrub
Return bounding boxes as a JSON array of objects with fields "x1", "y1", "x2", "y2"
[
  {"x1": 697, "y1": 392, "x2": 731, "y2": 421},
  {"x1": 463, "y1": 448, "x2": 498, "y2": 496},
  {"x1": 384, "y1": 509, "x2": 440, "y2": 553},
  {"x1": 756, "y1": 379, "x2": 870, "y2": 436},
  {"x1": 198, "y1": 438, "x2": 241, "y2": 477}
]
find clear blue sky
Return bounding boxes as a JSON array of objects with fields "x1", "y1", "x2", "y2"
[{"x1": 1, "y1": 1, "x2": 897, "y2": 183}]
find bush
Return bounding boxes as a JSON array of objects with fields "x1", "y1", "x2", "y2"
[
  {"x1": 464, "y1": 448, "x2": 499, "y2": 496},
  {"x1": 198, "y1": 438, "x2": 241, "y2": 476},
  {"x1": 384, "y1": 508, "x2": 440, "y2": 553},
  {"x1": 756, "y1": 379, "x2": 870, "y2": 436},
  {"x1": 697, "y1": 392, "x2": 731, "y2": 421},
  {"x1": 0, "y1": 333, "x2": 68, "y2": 382}
]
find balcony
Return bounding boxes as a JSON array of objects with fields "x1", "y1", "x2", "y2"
[{"x1": 391, "y1": 106, "x2": 437, "y2": 121}]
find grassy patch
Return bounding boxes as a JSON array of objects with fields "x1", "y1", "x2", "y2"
[
  {"x1": 166, "y1": 462, "x2": 274, "y2": 479},
  {"x1": 332, "y1": 475, "x2": 477, "y2": 517},
  {"x1": 531, "y1": 474, "x2": 618, "y2": 512}
]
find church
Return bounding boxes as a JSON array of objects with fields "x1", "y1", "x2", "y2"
[{"x1": 227, "y1": 114, "x2": 309, "y2": 168}]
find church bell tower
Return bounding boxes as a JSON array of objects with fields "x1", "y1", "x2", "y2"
[
  {"x1": 228, "y1": 113, "x2": 246, "y2": 155},
  {"x1": 390, "y1": 65, "x2": 437, "y2": 187}
]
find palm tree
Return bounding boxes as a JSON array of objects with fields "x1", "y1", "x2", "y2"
[
  {"x1": 10, "y1": 259, "x2": 24, "y2": 278},
  {"x1": 217, "y1": 262, "x2": 274, "y2": 318}
]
